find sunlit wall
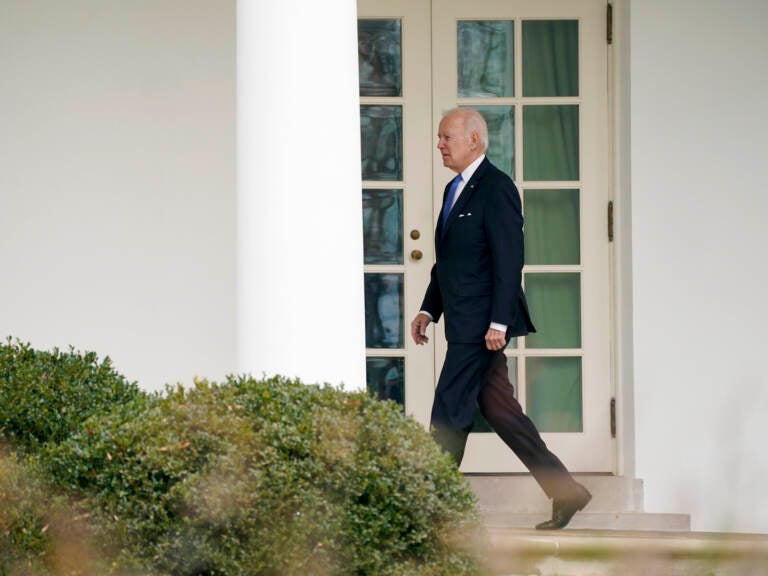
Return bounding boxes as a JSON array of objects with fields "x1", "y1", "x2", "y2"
[
  {"x1": 0, "y1": 0, "x2": 237, "y2": 391},
  {"x1": 631, "y1": 0, "x2": 768, "y2": 533}
]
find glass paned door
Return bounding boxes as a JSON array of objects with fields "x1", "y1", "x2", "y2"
[
  {"x1": 362, "y1": 189, "x2": 403, "y2": 265},
  {"x1": 360, "y1": 105, "x2": 403, "y2": 181},
  {"x1": 358, "y1": 19, "x2": 402, "y2": 97},
  {"x1": 358, "y1": 0, "x2": 434, "y2": 426},
  {"x1": 474, "y1": 106, "x2": 515, "y2": 179},
  {"x1": 458, "y1": 21, "x2": 514, "y2": 97},
  {"x1": 433, "y1": 0, "x2": 612, "y2": 472}
]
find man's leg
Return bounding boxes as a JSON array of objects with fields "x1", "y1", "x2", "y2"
[
  {"x1": 430, "y1": 425, "x2": 470, "y2": 466},
  {"x1": 477, "y1": 351, "x2": 591, "y2": 524},
  {"x1": 430, "y1": 343, "x2": 495, "y2": 466}
]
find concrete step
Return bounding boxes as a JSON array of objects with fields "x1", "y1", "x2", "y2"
[
  {"x1": 467, "y1": 474, "x2": 645, "y2": 513},
  {"x1": 484, "y1": 528, "x2": 768, "y2": 576},
  {"x1": 482, "y1": 511, "x2": 691, "y2": 532},
  {"x1": 467, "y1": 474, "x2": 691, "y2": 532}
]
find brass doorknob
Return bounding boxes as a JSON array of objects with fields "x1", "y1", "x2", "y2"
[
  {"x1": 410, "y1": 229, "x2": 421, "y2": 240},
  {"x1": 410, "y1": 249, "x2": 423, "y2": 261}
]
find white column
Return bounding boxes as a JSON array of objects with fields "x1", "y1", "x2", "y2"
[{"x1": 237, "y1": 1, "x2": 366, "y2": 389}]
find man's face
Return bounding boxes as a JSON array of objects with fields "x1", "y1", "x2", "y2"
[{"x1": 437, "y1": 113, "x2": 479, "y2": 173}]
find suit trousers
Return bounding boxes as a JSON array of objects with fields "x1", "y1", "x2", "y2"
[{"x1": 430, "y1": 343, "x2": 582, "y2": 501}]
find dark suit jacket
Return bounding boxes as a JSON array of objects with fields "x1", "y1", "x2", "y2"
[{"x1": 420, "y1": 157, "x2": 535, "y2": 343}]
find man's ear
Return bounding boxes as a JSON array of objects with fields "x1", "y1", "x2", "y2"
[{"x1": 469, "y1": 131, "x2": 480, "y2": 149}]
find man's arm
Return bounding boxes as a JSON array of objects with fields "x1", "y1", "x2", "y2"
[
  {"x1": 411, "y1": 264, "x2": 443, "y2": 345},
  {"x1": 419, "y1": 263, "x2": 443, "y2": 322},
  {"x1": 482, "y1": 174, "x2": 523, "y2": 350},
  {"x1": 486, "y1": 176, "x2": 524, "y2": 327}
]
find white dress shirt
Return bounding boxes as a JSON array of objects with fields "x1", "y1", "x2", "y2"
[{"x1": 448, "y1": 153, "x2": 485, "y2": 210}]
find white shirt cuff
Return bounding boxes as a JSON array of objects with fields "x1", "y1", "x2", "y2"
[
  {"x1": 489, "y1": 322, "x2": 507, "y2": 332},
  {"x1": 419, "y1": 311, "x2": 434, "y2": 321}
]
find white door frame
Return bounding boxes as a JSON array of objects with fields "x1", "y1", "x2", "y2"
[
  {"x1": 607, "y1": 0, "x2": 635, "y2": 478},
  {"x1": 358, "y1": 0, "x2": 633, "y2": 475},
  {"x1": 358, "y1": 0, "x2": 436, "y2": 427},
  {"x1": 433, "y1": 0, "x2": 613, "y2": 473}
]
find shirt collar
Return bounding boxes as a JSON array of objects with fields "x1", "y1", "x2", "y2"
[{"x1": 459, "y1": 154, "x2": 486, "y2": 184}]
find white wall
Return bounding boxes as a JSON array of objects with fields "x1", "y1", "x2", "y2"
[
  {"x1": 631, "y1": 0, "x2": 768, "y2": 533},
  {"x1": 0, "y1": 0, "x2": 236, "y2": 391}
]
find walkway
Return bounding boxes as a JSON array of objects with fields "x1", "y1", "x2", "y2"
[{"x1": 486, "y1": 527, "x2": 768, "y2": 576}]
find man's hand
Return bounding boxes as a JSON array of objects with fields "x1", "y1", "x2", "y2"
[
  {"x1": 485, "y1": 327, "x2": 506, "y2": 351},
  {"x1": 411, "y1": 313, "x2": 432, "y2": 345}
]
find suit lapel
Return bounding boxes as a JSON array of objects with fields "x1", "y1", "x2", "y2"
[{"x1": 439, "y1": 157, "x2": 489, "y2": 239}]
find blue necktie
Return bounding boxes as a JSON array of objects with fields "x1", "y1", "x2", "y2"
[{"x1": 441, "y1": 174, "x2": 462, "y2": 229}]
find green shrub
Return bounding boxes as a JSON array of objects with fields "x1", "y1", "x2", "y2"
[
  {"x1": 0, "y1": 339, "x2": 143, "y2": 453},
  {"x1": 1, "y1": 340, "x2": 484, "y2": 575},
  {"x1": 43, "y1": 376, "x2": 484, "y2": 576}
]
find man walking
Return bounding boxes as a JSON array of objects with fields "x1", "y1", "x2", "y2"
[{"x1": 410, "y1": 108, "x2": 591, "y2": 530}]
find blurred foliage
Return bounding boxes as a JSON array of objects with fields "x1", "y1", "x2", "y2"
[
  {"x1": 0, "y1": 451, "x2": 121, "y2": 576},
  {"x1": 0, "y1": 452, "x2": 51, "y2": 574},
  {"x1": 1, "y1": 340, "x2": 483, "y2": 575}
]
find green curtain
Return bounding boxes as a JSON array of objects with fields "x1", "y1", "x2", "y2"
[
  {"x1": 524, "y1": 189, "x2": 580, "y2": 265},
  {"x1": 522, "y1": 20, "x2": 579, "y2": 181},
  {"x1": 521, "y1": 20, "x2": 582, "y2": 432},
  {"x1": 527, "y1": 357, "x2": 582, "y2": 432},
  {"x1": 523, "y1": 105, "x2": 579, "y2": 181},
  {"x1": 523, "y1": 20, "x2": 578, "y2": 97}
]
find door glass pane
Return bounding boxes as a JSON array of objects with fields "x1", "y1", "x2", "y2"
[
  {"x1": 526, "y1": 357, "x2": 582, "y2": 432},
  {"x1": 523, "y1": 20, "x2": 578, "y2": 97},
  {"x1": 473, "y1": 105, "x2": 514, "y2": 179},
  {"x1": 525, "y1": 273, "x2": 581, "y2": 349},
  {"x1": 523, "y1": 105, "x2": 579, "y2": 181},
  {"x1": 366, "y1": 357, "x2": 405, "y2": 408},
  {"x1": 458, "y1": 20, "x2": 514, "y2": 97},
  {"x1": 364, "y1": 273, "x2": 404, "y2": 348},
  {"x1": 358, "y1": 19, "x2": 402, "y2": 97},
  {"x1": 473, "y1": 356, "x2": 517, "y2": 432},
  {"x1": 363, "y1": 189, "x2": 403, "y2": 264},
  {"x1": 524, "y1": 189, "x2": 580, "y2": 265},
  {"x1": 361, "y1": 105, "x2": 403, "y2": 181}
]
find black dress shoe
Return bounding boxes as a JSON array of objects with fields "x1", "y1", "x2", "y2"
[{"x1": 535, "y1": 485, "x2": 592, "y2": 530}]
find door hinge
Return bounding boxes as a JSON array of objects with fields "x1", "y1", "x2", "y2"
[
  {"x1": 610, "y1": 398, "x2": 617, "y2": 438},
  {"x1": 607, "y1": 201, "x2": 614, "y2": 242},
  {"x1": 607, "y1": 3, "x2": 614, "y2": 45}
]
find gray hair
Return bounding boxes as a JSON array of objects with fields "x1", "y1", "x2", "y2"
[{"x1": 443, "y1": 108, "x2": 489, "y2": 152}]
